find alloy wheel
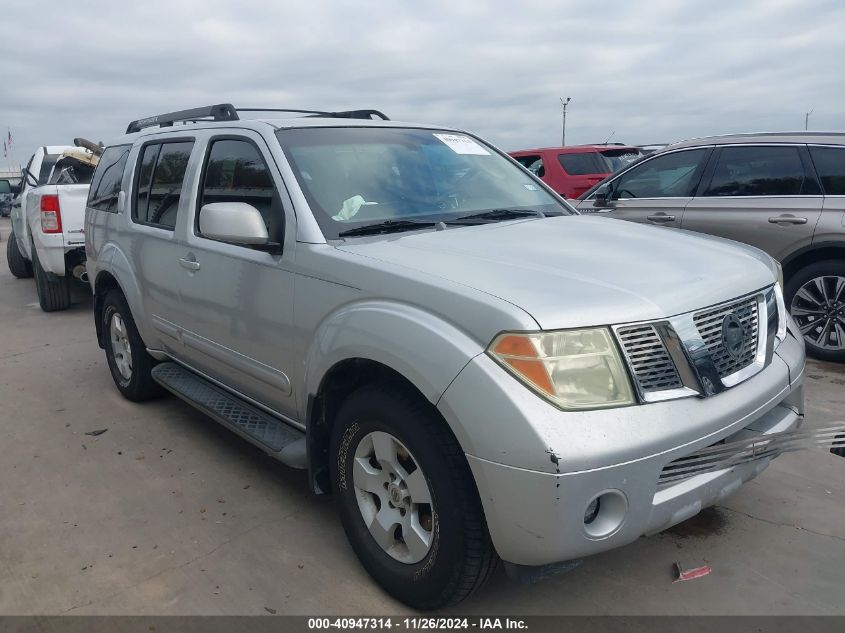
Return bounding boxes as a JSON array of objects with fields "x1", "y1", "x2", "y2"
[
  {"x1": 109, "y1": 313, "x2": 133, "y2": 380},
  {"x1": 352, "y1": 430, "x2": 435, "y2": 564},
  {"x1": 790, "y1": 275, "x2": 845, "y2": 351}
]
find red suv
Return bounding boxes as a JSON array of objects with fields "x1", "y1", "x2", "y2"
[{"x1": 510, "y1": 145, "x2": 644, "y2": 199}]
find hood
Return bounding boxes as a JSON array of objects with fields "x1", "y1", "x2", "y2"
[{"x1": 337, "y1": 215, "x2": 777, "y2": 330}]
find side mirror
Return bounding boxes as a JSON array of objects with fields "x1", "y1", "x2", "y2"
[
  {"x1": 199, "y1": 202, "x2": 272, "y2": 246},
  {"x1": 22, "y1": 168, "x2": 38, "y2": 187}
]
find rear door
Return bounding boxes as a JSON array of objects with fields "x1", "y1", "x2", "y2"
[
  {"x1": 682, "y1": 145, "x2": 822, "y2": 261},
  {"x1": 578, "y1": 147, "x2": 711, "y2": 227},
  {"x1": 807, "y1": 145, "x2": 845, "y2": 243},
  {"x1": 128, "y1": 137, "x2": 196, "y2": 356}
]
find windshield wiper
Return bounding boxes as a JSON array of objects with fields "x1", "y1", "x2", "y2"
[
  {"x1": 449, "y1": 208, "x2": 546, "y2": 223},
  {"x1": 337, "y1": 219, "x2": 437, "y2": 237}
]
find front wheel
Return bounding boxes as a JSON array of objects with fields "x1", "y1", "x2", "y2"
[
  {"x1": 785, "y1": 260, "x2": 845, "y2": 363},
  {"x1": 330, "y1": 384, "x2": 498, "y2": 609},
  {"x1": 6, "y1": 230, "x2": 33, "y2": 278}
]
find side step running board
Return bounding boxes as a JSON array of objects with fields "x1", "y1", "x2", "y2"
[{"x1": 151, "y1": 362, "x2": 306, "y2": 469}]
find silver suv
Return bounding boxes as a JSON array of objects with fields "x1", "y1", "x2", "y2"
[
  {"x1": 86, "y1": 104, "x2": 806, "y2": 609},
  {"x1": 575, "y1": 133, "x2": 845, "y2": 363}
]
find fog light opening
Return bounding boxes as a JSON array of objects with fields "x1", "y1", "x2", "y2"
[
  {"x1": 583, "y1": 490, "x2": 627, "y2": 539},
  {"x1": 584, "y1": 497, "x2": 601, "y2": 525}
]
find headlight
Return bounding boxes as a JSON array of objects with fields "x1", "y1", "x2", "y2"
[
  {"x1": 488, "y1": 328, "x2": 635, "y2": 410},
  {"x1": 774, "y1": 283, "x2": 787, "y2": 343}
]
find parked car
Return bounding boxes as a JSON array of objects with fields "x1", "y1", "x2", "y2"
[
  {"x1": 0, "y1": 178, "x2": 18, "y2": 217},
  {"x1": 87, "y1": 104, "x2": 806, "y2": 609},
  {"x1": 7, "y1": 142, "x2": 99, "y2": 311},
  {"x1": 574, "y1": 132, "x2": 845, "y2": 362},
  {"x1": 510, "y1": 144, "x2": 644, "y2": 199}
]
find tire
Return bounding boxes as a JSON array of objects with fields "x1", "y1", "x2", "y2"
[
  {"x1": 330, "y1": 383, "x2": 498, "y2": 609},
  {"x1": 6, "y1": 230, "x2": 33, "y2": 279},
  {"x1": 785, "y1": 260, "x2": 845, "y2": 363},
  {"x1": 101, "y1": 290, "x2": 162, "y2": 401},
  {"x1": 32, "y1": 246, "x2": 70, "y2": 311}
]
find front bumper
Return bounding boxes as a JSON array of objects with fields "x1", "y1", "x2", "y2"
[{"x1": 437, "y1": 328, "x2": 806, "y2": 566}]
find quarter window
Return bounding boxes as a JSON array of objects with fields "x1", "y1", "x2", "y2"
[
  {"x1": 611, "y1": 149, "x2": 707, "y2": 199},
  {"x1": 133, "y1": 141, "x2": 194, "y2": 229},
  {"x1": 809, "y1": 147, "x2": 845, "y2": 195},
  {"x1": 88, "y1": 145, "x2": 131, "y2": 213},
  {"x1": 703, "y1": 146, "x2": 819, "y2": 196},
  {"x1": 198, "y1": 139, "x2": 283, "y2": 243}
]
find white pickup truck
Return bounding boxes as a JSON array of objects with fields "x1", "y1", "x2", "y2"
[{"x1": 7, "y1": 143, "x2": 98, "y2": 311}]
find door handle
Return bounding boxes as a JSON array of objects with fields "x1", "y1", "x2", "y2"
[
  {"x1": 768, "y1": 215, "x2": 808, "y2": 225},
  {"x1": 647, "y1": 214, "x2": 675, "y2": 223},
  {"x1": 179, "y1": 257, "x2": 201, "y2": 271}
]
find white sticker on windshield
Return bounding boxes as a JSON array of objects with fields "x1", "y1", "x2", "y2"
[
  {"x1": 523, "y1": 183, "x2": 538, "y2": 191},
  {"x1": 433, "y1": 133, "x2": 490, "y2": 155}
]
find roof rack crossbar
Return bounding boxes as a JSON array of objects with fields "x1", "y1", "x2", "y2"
[
  {"x1": 238, "y1": 108, "x2": 390, "y2": 121},
  {"x1": 126, "y1": 103, "x2": 239, "y2": 134}
]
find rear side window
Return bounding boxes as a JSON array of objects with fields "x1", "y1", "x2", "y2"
[
  {"x1": 88, "y1": 145, "x2": 131, "y2": 213},
  {"x1": 133, "y1": 141, "x2": 194, "y2": 229},
  {"x1": 559, "y1": 152, "x2": 606, "y2": 175},
  {"x1": 514, "y1": 154, "x2": 545, "y2": 177},
  {"x1": 611, "y1": 148, "x2": 708, "y2": 199},
  {"x1": 198, "y1": 138, "x2": 283, "y2": 242},
  {"x1": 703, "y1": 146, "x2": 820, "y2": 196},
  {"x1": 809, "y1": 146, "x2": 845, "y2": 195}
]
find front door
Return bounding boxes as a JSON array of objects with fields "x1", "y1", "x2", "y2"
[
  {"x1": 176, "y1": 133, "x2": 298, "y2": 419},
  {"x1": 682, "y1": 145, "x2": 823, "y2": 261},
  {"x1": 578, "y1": 147, "x2": 711, "y2": 229}
]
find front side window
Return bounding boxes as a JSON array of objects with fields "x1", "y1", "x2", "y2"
[
  {"x1": 198, "y1": 139, "x2": 283, "y2": 243},
  {"x1": 611, "y1": 148, "x2": 707, "y2": 199},
  {"x1": 809, "y1": 146, "x2": 845, "y2": 195},
  {"x1": 703, "y1": 146, "x2": 819, "y2": 196},
  {"x1": 0, "y1": 180, "x2": 10, "y2": 194},
  {"x1": 278, "y1": 127, "x2": 568, "y2": 239},
  {"x1": 87, "y1": 145, "x2": 131, "y2": 212},
  {"x1": 133, "y1": 141, "x2": 194, "y2": 229}
]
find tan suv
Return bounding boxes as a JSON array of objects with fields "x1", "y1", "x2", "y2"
[{"x1": 576, "y1": 132, "x2": 845, "y2": 362}]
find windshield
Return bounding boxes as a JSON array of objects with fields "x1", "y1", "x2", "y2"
[
  {"x1": 277, "y1": 127, "x2": 572, "y2": 238},
  {"x1": 559, "y1": 148, "x2": 643, "y2": 176}
]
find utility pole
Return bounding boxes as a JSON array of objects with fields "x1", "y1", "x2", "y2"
[
  {"x1": 560, "y1": 97, "x2": 571, "y2": 146},
  {"x1": 805, "y1": 108, "x2": 814, "y2": 131}
]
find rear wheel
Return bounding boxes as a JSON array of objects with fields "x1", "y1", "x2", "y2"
[
  {"x1": 32, "y1": 246, "x2": 70, "y2": 311},
  {"x1": 101, "y1": 290, "x2": 162, "y2": 401},
  {"x1": 785, "y1": 260, "x2": 845, "y2": 363},
  {"x1": 330, "y1": 383, "x2": 498, "y2": 609},
  {"x1": 6, "y1": 230, "x2": 33, "y2": 278}
]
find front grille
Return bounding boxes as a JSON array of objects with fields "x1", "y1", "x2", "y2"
[
  {"x1": 616, "y1": 323, "x2": 683, "y2": 393},
  {"x1": 693, "y1": 296, "x2": 759, "y2": 378}
]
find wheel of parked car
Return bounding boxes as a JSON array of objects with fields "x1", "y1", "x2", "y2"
[
  {"x1": 6, "y1": 230, "x2": 33, "y2": 279},
  {"x1": 330, "y1": 383, "x2": 498, "y2": 610},
  {"x1": 101, "y1": 290, "x2": 162, "y2": 401},
  {"x1": 32, "y1": 245, "x2": 70, "y2": 311},
  {"x1": 785, "y1": 260, "x2": 845, "y2": 363}
]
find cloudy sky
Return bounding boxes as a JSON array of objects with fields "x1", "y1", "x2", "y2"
[{"x1": 1, "y1": 0, "x2": 843, "y2": 168}]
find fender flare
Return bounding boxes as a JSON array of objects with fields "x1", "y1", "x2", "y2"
[{"x1": 301, "y1": 299, "x2": 485, "y2": 417}]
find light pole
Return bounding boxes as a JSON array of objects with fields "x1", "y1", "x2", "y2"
[
  {"x1": 805, "y1": 108, "x2": 814, "y2": 131},
  {"x1": 560, "y1": 97, "x2": 571, "y2": 146}
]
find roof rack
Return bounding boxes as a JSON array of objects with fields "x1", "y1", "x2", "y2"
[
  {"x1": 237, "y1": 108, "x2": 390, "y2": 121},
  {"x1": 126, "y1": 104, "x2": 238, "y2": 134},
  {"x1": 126, "y1": 104, "x2": 390, "y2": 134}
]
